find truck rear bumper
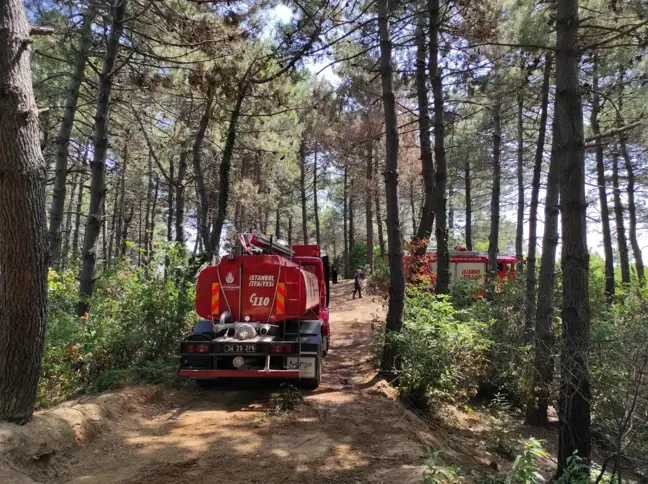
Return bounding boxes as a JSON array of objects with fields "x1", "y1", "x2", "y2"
[{"x1": 179, "y1": 369, "x2": 300, "y2": 378}]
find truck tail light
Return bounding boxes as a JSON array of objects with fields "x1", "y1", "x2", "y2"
[
  {"x1": 271, "y1": 343, "x2": 292, "y2": 353},
  {"x1": 187, "y1": 344, "x2": 209, "y2": 353}
]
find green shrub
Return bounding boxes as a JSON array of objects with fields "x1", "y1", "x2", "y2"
[
  {"x1": 270, "y1": 383, "x2": 304, "y2": 412},
  {"x1": 389, "y1": 288, "x2": 492, "y2": 406},
  {"x1": 38, "y1": 246, "x2": 195, "y2": 407}
]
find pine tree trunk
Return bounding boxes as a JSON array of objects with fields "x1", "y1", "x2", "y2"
[
  {"x1": 378, "y1": 0, "x2": 405, "y2": 372},
  {"x1": 120, "y1": 204, "x2": 131, "y2": 257},
  {"x1": 288, "y1": 214, "x2": 293, "y2": 247},
  {"x1": 101, "y1": 195, "x2": 107, "y2": 265},
  {"x1": 410, "y1": 180, "x2": 417, "y2": 235},
  {"x1": 114, "y1": 143, "x2": 127, "y2": 261},
  {"x1": 209, "y1": 83, "x2": 247, "y2": 257},
  {"x1": 299, "y1": 138, "x2": 308, "y2": 244},
  {"x1": 148, "y1": 178, "x2": 159, "y2": 262},
  {"x1": 61, "y1": 171, "x2": 79, "y2": 271},
  {"x1": 375, "y1": 188, "x2": 385, "y2": 259},
  {"x1": 0, "y1": 0, "x2": 49, "y2": 423},
  {"x1": 525, "y1": 141, "x2": 559, "y2": 427},
  {"x1": 555, "y1": 0, "x2": 591, "y2": 473},
  {"x1": 107, "y1": 171, "x2": 119, "y2": 265},
  {"x1": 314, "y1": 146, "x2": 321, "y2": 246},
  {"x1": 193, "y1": 82, "x2": 214, "y2": 253},
  {"x1": 175, "y1": 147, "x2": 188, "y2": 245},
  {"x1": 72, "y1": 172, "x2": 86, "y2": 260},
  {"x1": 516, "y1": 87, "x2": 525, "y2": 275},
  {"x1": 414, "y1": 12, "x2": 435, "y2": 247},
  {"x1": 620, "y1": 137, "x2": 645, "y2": 284},
  {"x1": 591, "y1": 56, "x2": 614, "y2": 298},
  {"x1": 143, "y1": 151, "x2": 154, "y2": 263},
  {"x1": 343, "y1": 162, "x2": 349, "y2": 277},
  {"x1": 48, "y1": 9, "x2": 94, "y2": 268},
  {"x1": 612, "y1": 151, "x2": 630, "y2": 284},
  {"x1": 167, "y1": 158, "x2": 174, "y2": 243},
  {"x1": 448, "y1": 182, "x2": 454, "y2": 231},
  {"x1": 275, "y1": 206, "x2": 281, "y2": 239},
  {"x1": 429, "y1": 0, "x2": 449, "y2": 294},
  {"x1": 349, "y1": 178, "x2": 355, "y2": 253},
  {"x1": 488, "y1": 99, "x2": 502, "y2": 298},
  {"x1": 77, "y1": 0, "x2": 127, "y2": 317},
  {"x1": 464, "y1": 158, "x2": 472, "y2": 251},
  {"x1": 366, "y1": 141, "x2": 374, "y2": 268},
  {"x1": 525, "y1": 53, "x2": 552, "y2": 334}
]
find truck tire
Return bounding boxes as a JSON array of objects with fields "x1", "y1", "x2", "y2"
[{"x1": 322, "y1": 334, "x2": 329, "y2": 357}]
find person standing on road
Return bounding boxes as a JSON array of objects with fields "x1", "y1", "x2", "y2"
[{"x1": 352, "y1": 268, "x2": 362, "y2": 299}]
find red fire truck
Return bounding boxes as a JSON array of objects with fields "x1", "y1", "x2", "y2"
[
  {"x1": 404, "y1": 247, "x2": 517, "y2": 287},
  {"x1": 179, "y1": 234, "x2": 330, "y2": 388}
]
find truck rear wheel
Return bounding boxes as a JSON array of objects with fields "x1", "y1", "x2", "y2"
[{"x1": 300, "y1": 342, "x2": 322, "y2": 390}]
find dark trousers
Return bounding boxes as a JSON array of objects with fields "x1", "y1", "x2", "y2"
[{"x1": 353, "y1": 282, "x2": 362, "y2": 299}]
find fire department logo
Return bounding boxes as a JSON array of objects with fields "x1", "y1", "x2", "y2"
[{"x1": 225, "y1": 272, "x2": 234, "y2": 284}]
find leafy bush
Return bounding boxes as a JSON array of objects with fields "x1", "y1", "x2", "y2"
[
  {"x1": 38, "y1": 246, "x2": 195, "y2": 407},
  {"x1": 270, "y1": 383, "x2": 304, "y2": 412},
  {"x1": 469, "y1": 278, "x2": 532, "y2": 406},
  {"x1": 389, "y1": 289, "x2": 492, "y2": 407},
  {"x1": 365, "y1": 255, "x2": 390, "y2": 295}
]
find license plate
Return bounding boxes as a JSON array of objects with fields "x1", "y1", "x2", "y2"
[
  {"x1": 223, "y1": 344, "x2": 258, "y2": 353},
  {"x1": 286, "y1": 357, "x2": 316, "y2": 378}
]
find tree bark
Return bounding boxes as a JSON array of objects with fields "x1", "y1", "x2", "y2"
[
  {"x1": 591, "y1": 55, "x2": 614, "y2": 298},
  {"x1": 72, "y1": 172, "x2": 86, "y2": 260},
  {"x1": 464, "y1": 158, "x2": 472, "y2": 251},
  {"x1": 48, "y1": 9, "x2": 94, "y2": 268},
  {"x1": 375, "y1": 184, "x2": 386, "y2": 259},
  {"x1": 516, "y1": 86, "x2": 525, "y2": 275},
  {"x1": 526, "y1": 132, "x2": 559, "y2": 428},
  {"x1": 414, "y1": 12, "x2": 435, "y2": 247},
  {"x1": 488, "y1": 99, "x2": 502, "y2": 298},
  {"x1": 166, "y1": 157, "x2": 174, "y2": 243},
  {"x1": 299, "y1": 137, "x2": 308, "y2": 244},
  {"x1": 448, "y1": 182, "x2": 454, "y2": 231},
  {"x1": 525, "y1": 53, "x2": 552, "y2": 334},
  {"x1": 620, "y1": 138, "x2": 644, "y2": 285},
  {"x1": 208, "y1": 82, "x2": 248, "y2": 257},
  {"x1": 378, "y1": 0, "x2": 405, "y2": 372},
  {"x1": 429, "y1": 0, "x2": 449, "y2": 294},
  {"x1": 121, "y1": 204, "x2": 133, "y2": 257},
  {"x1": 410, "y1": 180, "x2": 417, "y2": 236},
  {"x1": 0, "y1": 0, "x2": 49, "y2": 423},
  {"x1": 314, "y1": 145, "x2": 321, "y2": 246},
  {"x1": 77, "y1": 0, "x2": 127, "y2": 317},
  {"x1": 275, "y1": 206, "x2": 281, "y2": 239},
  {"x1": 175, "y1": 146, "x2": 188, "y2": 245},
  {"x1": 193, "y1": 82, "x2": 214, "y2": 253},
  {"x1": 107, "y1": 170, "x2": 119, "y2": 265},
  {"x1": 61, "y1": 171, "x2": 79, "y2": 272},
  {"x1": 143, "y1": 151, "x2": 154, "y2": 262},
  {"x1": 366, "y1": 141, "x2": 374, "y2": 268},
  {"x1": 555, "y1": 0, "x2": 591, "y2": 473},
  {"x1": 349, "y1": 177, "x2": 355, "y2": 253},
  {"x1": 114, "y1": 142, "x2": 127, "y2": 262},
  {"x1": 612, "y1": 151, "x2": 630, "y2": 284},
  {"x1": 343, "y1": 162, "x2": 349, "y2": 277}
]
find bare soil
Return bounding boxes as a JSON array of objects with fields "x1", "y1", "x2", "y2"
[{"x1": 1, "y1": 280, "x2": 430, "y2": 484}]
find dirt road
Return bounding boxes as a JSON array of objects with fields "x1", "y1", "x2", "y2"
[{"x1": 14, "y1": 280, "x2": 427, "y2": 484}]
